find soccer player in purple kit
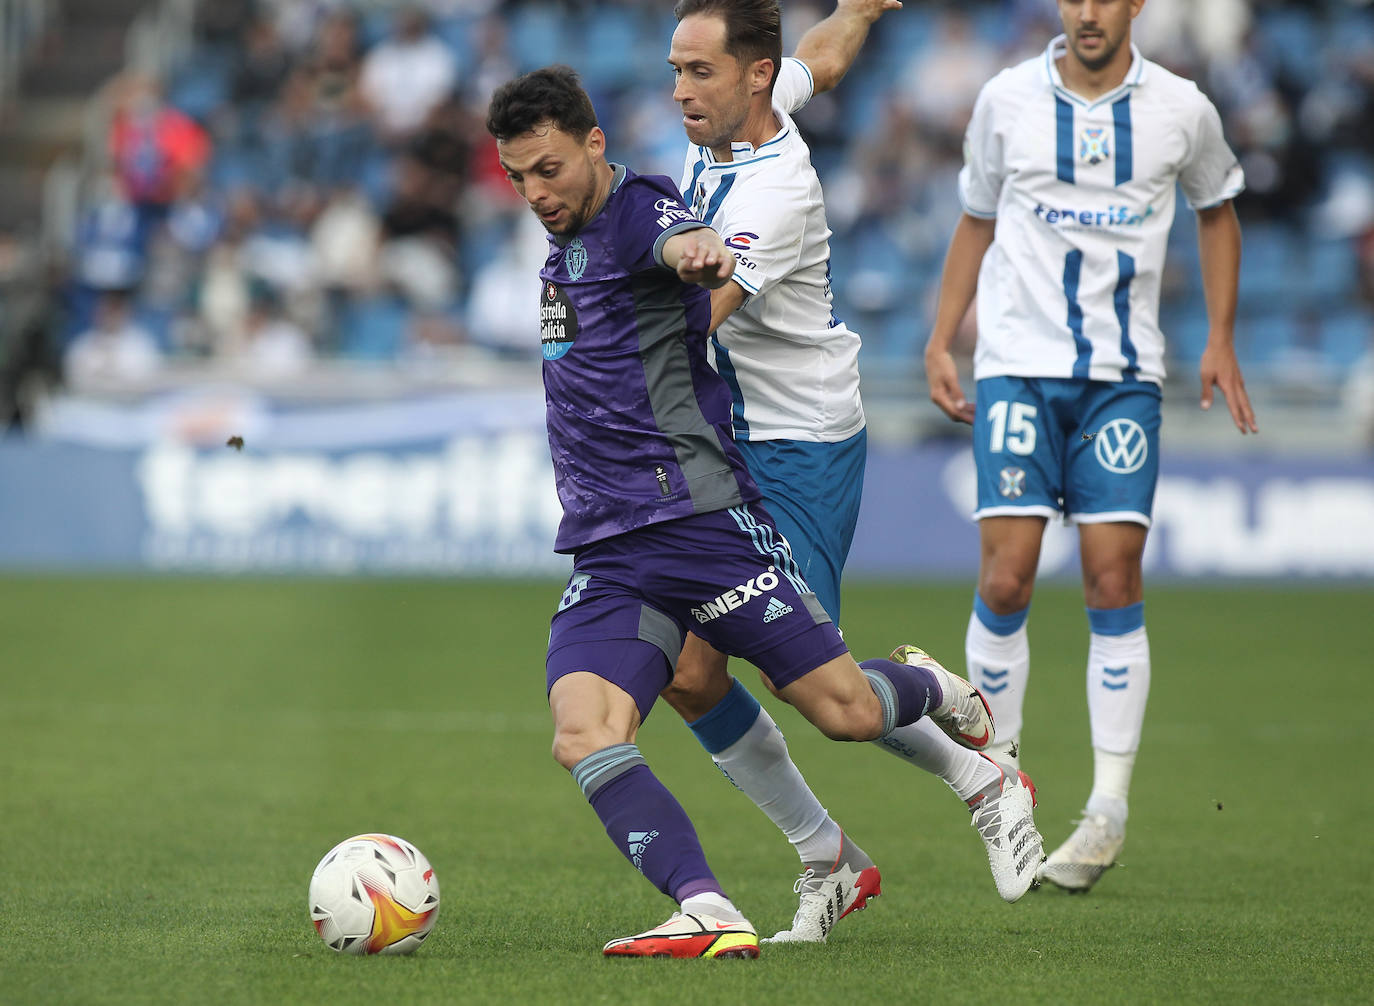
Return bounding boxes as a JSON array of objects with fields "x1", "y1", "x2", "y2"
[{"x1": 487, "y1": 64, "x2": 996, "y2": 958}]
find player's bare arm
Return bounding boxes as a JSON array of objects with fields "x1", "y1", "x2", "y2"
[
  {"x1": 793, "y1": 0, "x2": 902, "y2": 95},
  {"x1": 707, "y1": 280, "x2": 748, "y2": 334},
  {"x1": 925, "y1": 213, "x2": 995, "y2": 424},
  {"x1": 662, "y1": 226, "x2": 737, "y2": 289},
  {"x1": 1195, "y1": 199, "x2": 1258, "y2": 434}
]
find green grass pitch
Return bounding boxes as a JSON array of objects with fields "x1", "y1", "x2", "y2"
[{"x1": 1, "y1": 576, "x2": 1370, "y2": 1004}]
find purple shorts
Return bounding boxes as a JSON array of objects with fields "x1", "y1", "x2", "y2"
[{"x1": 546, "y1": 503, "x2": 849, "y2": 721}]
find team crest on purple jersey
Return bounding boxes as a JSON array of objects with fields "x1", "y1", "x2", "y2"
[
  {"x1": 540, "y1": 280, "x2": 577, "y2": 360},
  {"x1": 565, "y1": 238, "x2": 588, "y2": 280}
]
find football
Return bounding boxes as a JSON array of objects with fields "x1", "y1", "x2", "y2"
[{"x1": 308, "y1": 834, "x2": 441, "y2": 954}]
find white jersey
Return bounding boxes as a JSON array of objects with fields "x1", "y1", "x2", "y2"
[
  {"x1": 679, "y1": 57, "x2": 864, "y2": 442},
  {"x1": 959, "y1": 37, "x2": 1244, "y2": 385}
]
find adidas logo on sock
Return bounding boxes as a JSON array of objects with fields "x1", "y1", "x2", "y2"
[
  {"x1": 762, "y1": 596, "x2": 794, "y2": 623},
  {"x1": 628, "y1": 830, "x2": 659, "y2": 871}
]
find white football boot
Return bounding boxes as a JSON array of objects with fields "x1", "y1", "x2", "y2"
[
  {"x1": 967, "y1": 757, "x2": 1045, "y2": 902},
  {"x1": 764, "y1": 831, "x2": 882, "y2": 943},
  {"x1": 1037, "y1": 812, "x2": 1125, "y2": 892}
]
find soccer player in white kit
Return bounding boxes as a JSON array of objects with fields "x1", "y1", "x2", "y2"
[
  {"x1": 925, "y1": 0, "x2": 1259, "y2": 892},
  {"x1": 661, "y1": 0, "x2": 1044, "y2": 942}
]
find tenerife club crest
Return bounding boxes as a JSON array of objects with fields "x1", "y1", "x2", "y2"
[
  {"x1": 1080, "y1": 127, "x2": 1111, "y2": 166},
  {"x1": 564, "y1": 238, "x2": 588, "y2": 281},
  {"x1": 998, "y1": 467, "x2": 1026, "y2": 499}
]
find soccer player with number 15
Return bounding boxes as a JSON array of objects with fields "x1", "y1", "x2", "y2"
[{"x1": 924, "y1": 0, "x2": 1259, "y2": 891}]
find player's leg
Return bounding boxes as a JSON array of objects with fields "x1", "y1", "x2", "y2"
[
  {"x1": 662, "y1": 635, "x2": 843, "y2": 879},
  {"x1": 1081, "y1": 520, "x2": 1149, "y2": 822},
  {"x1": 548, "y1": 565, "x2": 757, "y2": 958},
  {"x1": 963, "y1": 375, "x2": 1073, "y2": 768},
  {"x1": 1038, "y1": 380, "x2": 1160, "y2": 892},
  {"x1": 969, "y1": 514, "x2": 1046, "y2": 767},
  {"x1": 660, "y1": 438, "x2": 886, "y2": 940}
]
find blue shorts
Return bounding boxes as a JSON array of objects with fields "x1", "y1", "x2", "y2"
[
  {"x1": 546, "y1": 503, "x2": 848, "y2": 721},
  {"x1": 972, "y1": 377, "x2": 1161, "y2": 526},
  {"x1": 736, "y1": 429, "x2": 866, "y2": 624}
]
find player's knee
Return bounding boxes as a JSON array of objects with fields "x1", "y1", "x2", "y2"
[
  {"x1": 551, "y1": 725, "x2": 615, "y2": 771},
  {"x1": 1084, "y1": 566, "x2": 1140, "y2": 609},
  {"x1": 980, "y1": 568, "x2": 1034, "y2": 612},
  {"x1": 661, "y1": 667, "x2": 732, "y2": 723}
]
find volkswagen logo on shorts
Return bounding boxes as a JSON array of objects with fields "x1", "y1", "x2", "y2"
[
  {"x1": 1095, "y1": 418, "x2": 1148, "y2": 474},
  {"x1": 998, "y1": 467, "x2": 1026, "y2": 499}
]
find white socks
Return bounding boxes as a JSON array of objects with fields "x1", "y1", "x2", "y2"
[
  {"x1": 965, "y1": 606, "x2": 1031, "y2": 758},
  {"x1": 681, "y1": 891, "x2": 747, "y2": 924},
  {"x1": 709, "y1": 705, "x2": 840, "y2": 864},
  {"x1": 1084, "y1": 620, "x2": 1149, "y2": 825},
  {"x1": 1086, "y1": 625, "x2": 1151, "y2": 754},
  {"x1": 872, "y1": 719, "x2": 1000, "y2": 802}
]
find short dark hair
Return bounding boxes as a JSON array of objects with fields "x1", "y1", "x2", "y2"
[
  {"x1": 485, "y1": 64, "x2": 599, "y2": 143},
  {"x1": 673, "y1": 0, "x2": 782, "y2": 88}
]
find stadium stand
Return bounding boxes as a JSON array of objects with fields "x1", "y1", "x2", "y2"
[{"x1": 0, "y1": 0, "x2": 1370, "y2": 440}]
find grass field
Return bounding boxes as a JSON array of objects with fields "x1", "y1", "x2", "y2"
[{"x1": 1, "y1": 576, "x2": 1370, "y2": 1004}]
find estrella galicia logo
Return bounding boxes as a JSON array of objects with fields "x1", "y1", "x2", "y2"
[
  {"x1": 1094, "y1": 418, "x2": 1148, "y2": 474},
  {"x1": 540, "y1": 280, "x2": 578, "y2": 360},
  {"x1": 998, "y1": 467, "x2": 1026, "y2": 499},
  {"x1": 1080, "y1": 126, "x2": 1110, "y2": 165},
  {"x1": 565, "y1": 238, "x2": 588, "y2": 281}
]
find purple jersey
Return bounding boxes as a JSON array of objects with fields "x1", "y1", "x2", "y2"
[{"x1": 539, "y1": 164, "x2": 760, "y2": 551}]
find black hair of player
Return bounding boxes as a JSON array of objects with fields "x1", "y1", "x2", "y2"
[
  {"x1": 486, "y1": 65, "x2": 599, "y2": 143},
  {"x1": 672, "y1": 0, "x2": 783, "y2": 89}
]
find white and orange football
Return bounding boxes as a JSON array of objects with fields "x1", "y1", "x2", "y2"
[{"x1": 308, "y1": 834, "x2": 440, "y2": 955}]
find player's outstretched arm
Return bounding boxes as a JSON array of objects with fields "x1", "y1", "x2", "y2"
[
  {"x1": 663, "y1": 227, "x2": 737, "y2": 290},
  {"x1": 793, "y1": 0, "x2": 902, "y2": 95},
  {"x1": 1196, "y1": 200, "x2": 1258, "y2": 434},
  {"x1": 924, "y1": 213, "x2": 994, "y2": 425}
]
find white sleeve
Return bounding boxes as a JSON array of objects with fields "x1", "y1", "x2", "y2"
[
  {"x1": 773, "y1": 57, "x2": 815, "y2": 116},
  {"x1": 1179, "y1": 90, "x2": 1245, "y2": 210},
  {"x1": 957, "y1": 80, "x2": 1004, "y2": 218},
  {"x1": 714, "y1": 183, "x2": 805, "y2": 299}
]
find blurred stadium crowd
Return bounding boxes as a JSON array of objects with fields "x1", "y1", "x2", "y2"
[{"x1": 0, "y1": 0, "x2": 1372, "y2": 433}]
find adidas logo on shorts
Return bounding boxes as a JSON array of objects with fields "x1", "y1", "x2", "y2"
[{"x1": 762, "y1": 596, "x2": 794, "y2": 623}]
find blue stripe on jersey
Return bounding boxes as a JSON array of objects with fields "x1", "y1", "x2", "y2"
[
  {"x1": 733, "y1": 271, "x2": 760, "y2": 294},
  {"x1": 1055, "y1": 96, "x2": 1075, "y2": 184},
  {"x1": 711, "y1": 333, "x2": 750, "y2": 438},
  {"x1": 728, "y1": 504, "x2": 809, "y2": 595},
  {"x1": 756, "y1": 129, "x2": 790, "y2": 150},
  {"x1": 1063, "y1": 250, "x2": 1091, "y2": 378},
  {"x1": 1112, "y1": 95, "x2": 1133, "y2": 186},
  {"x1": 702, "y1": 173, "x2": 737, "y2": 226},
  {"x1": 685, "y1": 157, "x2": 707, "y2": 208},
  {"x1": 1115, "y1": 250, "x2": 1139, "y2": 376}
]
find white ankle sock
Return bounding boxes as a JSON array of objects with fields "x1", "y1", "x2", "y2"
[
  {"x1": 681, "y1": 891, "x2": 746, "y2": 923},
  {"x1": 1088, "y1": 749, "x2": 1135, "y2": 827},
  {"x1": 872, "y1": 719, "x2": 1000, "y2": 802}
]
